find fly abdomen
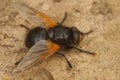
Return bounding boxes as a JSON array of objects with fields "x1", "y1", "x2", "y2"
[{"x1": 25, "y1": 27, "x2": 48, "y2": 48}]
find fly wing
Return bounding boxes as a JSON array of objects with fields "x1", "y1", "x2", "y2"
[
  {"x1": 12, "y1": 1, "x2": 57, "y2": 29},
  {"x1": 39, "y1": 68, "x2": 54, "y2": 80},
  {"x1": 13, "y1": 40, "x2": 48, "y2": 72},
  {"x1": 13, "y1": 40, "x2": 60, "y2": 73},
  {"x1": 12, "y1": 1, "x2": 43, "y2": 27}
]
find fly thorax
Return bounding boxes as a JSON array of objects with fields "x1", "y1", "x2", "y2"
[{"x1": 48, "y1": 26, "x2": 74, "y2": 48}]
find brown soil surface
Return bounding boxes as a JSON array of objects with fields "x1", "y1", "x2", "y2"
[{"x1": 0, "y1": 0, "x2": 120, "y2": 80}]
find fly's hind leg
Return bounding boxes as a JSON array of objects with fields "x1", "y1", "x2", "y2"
[
  {"x1": 15, "y1": 60, "x2": 20, "y2": 66},
  {"x1": 14, "y1": 57, "x2": 23, "y2": 66},
  {"x1": 56, "y1": 52, "x2": 72, "y2": 68}
]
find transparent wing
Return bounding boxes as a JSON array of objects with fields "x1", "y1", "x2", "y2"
[
  {"x1": 11, "y1": 1, "x2": 43, "y2": 27},
  {"x1": 39, "y1": 68, "x2": 54, "y2": 80},
  {"x1": 13, "y1": 40, "x2": 60, "y2": 73},
  {"x1": 13, "y1": 40, "x2": 48, "y2": 72},
  {"x1": 11, "y1": 1, "x2": 57, "y2": 29}
]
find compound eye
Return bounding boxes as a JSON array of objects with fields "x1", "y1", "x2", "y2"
[
  {"x1": 71, "y1": 27, "x2": 80, "y2": 45},
  {"x1": 72, "y1": 27, "x2": 78, "y2": 31}
]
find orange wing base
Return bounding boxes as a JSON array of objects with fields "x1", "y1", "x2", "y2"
[
  {"x1": 36, "y1": 13, "x2": 57, "y2": 29},
  {"x1": 39, "y1": 40, "x2": 60, "y2": 62}
]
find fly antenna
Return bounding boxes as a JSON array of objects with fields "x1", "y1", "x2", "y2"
[{"x1": 79, "y1": 30, "x2": 94, "y2": 36}]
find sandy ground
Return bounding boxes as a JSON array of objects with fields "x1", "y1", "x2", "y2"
[{"x1": 0, "y1": 0, "x2": 120, "y2": 80}]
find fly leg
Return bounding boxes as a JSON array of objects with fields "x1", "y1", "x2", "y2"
[
  {"x1": 14, "y1": 57, "x2": 23, "y2": 66},
  {"x1": 20, "y1": 24, "x2": 30, "y2": 30},
  {"x1": 56, "y1": 52, "x2": 72, "y2": 68},
  {"x1": 72, "y1": 46, "x2": 95, "y2": 55},
  {"x1": 15, "y1": 60, "x2": 20, "y2": 66},
  {"x1": 60, "y1": 12, "x2": 68, "y2": 24}
]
